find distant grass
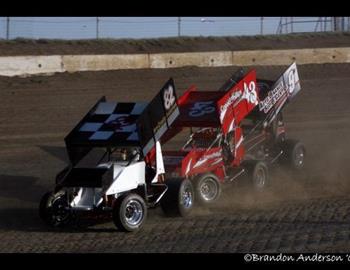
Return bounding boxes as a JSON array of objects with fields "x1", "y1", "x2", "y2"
[{"x1": 0, "y1": 32, "x2": 349, "y2": 45}]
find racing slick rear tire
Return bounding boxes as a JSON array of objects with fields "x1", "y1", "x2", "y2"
[
  {"x1": 39, "y1": 191, "x2": 72, "y2": 227},
  {"x1": 112, "y1": 193, "x2": 147, "y2": 232},
  {"x1": 161, "y1": 178, "x2": 194, "y2": 217},
  {"x1": 244, "y1": 161, "x2": 269, "y2": 191},
  {"x1": 281, "y1": 139, "x2": 306, "y2": 171},
  {"x1": 194, "y1": 173, "x2": 222, "y2": 205}
]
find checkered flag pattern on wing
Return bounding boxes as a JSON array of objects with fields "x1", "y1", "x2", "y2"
[{"x1": 78, "y1": 102, "x2": 147, "y2": 142}]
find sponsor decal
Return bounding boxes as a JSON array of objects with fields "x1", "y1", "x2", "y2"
[
  {"x1": 107, "y1": 115, "x2": 134, "y2": 132},
  {"x1": 259, "y1": 63, "x2": 300, "y2": 114},
  {"x1": 189, "y1": 101, "x2": 215, "y2": 117},
  {"x1": 220, "y1": 80, "x2": 258, "y2": 122},
  {"x1": 219, "y1": 91, "x2": 241, "y2": 122},
  {"x1": 242, "y1": 81, "x2": 258, "y2": 105},
  {"x1": 287, "y1": 67, "x2": 298, "y2": 94},
  {"x1": 163, "y1": 85, "x2": 176, "y2": 110},
  {"x1": 259, "y1": 80, "x2": 287, "y2": 113},
  {"x1": 193, "y1": 150, "x2": 222, "y2": 168}
]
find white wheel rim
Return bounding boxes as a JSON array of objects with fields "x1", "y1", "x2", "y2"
[
  {"x1": 181, "y1": 185, "x2": 193, "y2": 209},
  {"x1": 295, "y1": 147, "x2": 304, "y2": 167},
  {"x1": 255, "y1": 167, "x2": 266, "y2": 189},
  {"x1": 200, "y1": 178, "x2": 218, "y2": 201},
  {"x1": 125, "y1": 199, "x2": 143, "y2": 226}
]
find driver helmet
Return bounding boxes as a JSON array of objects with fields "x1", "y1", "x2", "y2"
[
  {"x1": 131, "y1": 148, "x2": 140, "y2": 161},
  {"x1": 121, "y1": 148, "x2": 128, "y2": 161}
]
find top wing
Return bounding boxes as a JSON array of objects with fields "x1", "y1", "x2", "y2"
[
  {"x1": 257, "y1": 62, "x2": 300, "y2": 124},
  {"x1": 64, "y1": 98, "x2": 147, "y2": 165},
  {"x1": 66, "y1": 101, "x2": 147, "y2": 145},
  {"x1": 165, "y1": 69, "x2": 260, "y2": 136},
  {"x1": 137, "y1": 78, "x2": 180, "y2": 156},
  {"x1": 217, "y1": 69, "x2": 259, "y2": 135},
  {"x1": 65, "y1": 78, "x2": 180, "y2": 165}
]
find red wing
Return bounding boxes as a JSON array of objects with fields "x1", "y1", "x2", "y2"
[{"x1": 217, "y1": 69, "x2": 259, "y2": 135}]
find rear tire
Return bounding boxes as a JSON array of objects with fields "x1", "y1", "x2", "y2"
[
  {"x1": 39, "y1": 191, "x2": 72, "y2": 227},
  {"x1": 194, "y1": 173, "x2": 221, "y2": 205},
  {"x1": 112, "y1": 193, "x2": 147, "y2": 232},
  {"x1": 39, "y1": 191, "x2": 52, "y2": 221},
  {"x1": 161, "y1": 178, "x2": 194, "y2": 217},
  {"x1": 244, "y1": 161, "x2": 269, "y2": 191},
  {"x1": 281, "y1": 139, "x2": 306, "y2": 170}
]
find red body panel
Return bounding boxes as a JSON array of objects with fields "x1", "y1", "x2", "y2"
[
  {"x1": 181, "y1": 147, "x2": 225, "y2": 180},
  {"x1": 164, "y1": 146, "x2": 227, "y2": 181}
]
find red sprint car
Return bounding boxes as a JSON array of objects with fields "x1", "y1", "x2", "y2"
[{"x1": 151, "y1": 62, "x2": 305, "y2": 208}]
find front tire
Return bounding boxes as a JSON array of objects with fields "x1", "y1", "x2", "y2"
[
  {"x1": 194, "y1": 173, "x2": 221, "y2": 205},
  {"x1": 161, "y1": 178, "x2": 194, "y2": 217},
  {"x1": 112, "y1": 193, "x2": 147, "y2": 232}
]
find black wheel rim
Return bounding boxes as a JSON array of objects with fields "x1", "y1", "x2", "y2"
[{"x1": 50, "y1": 195, "x2": 70, "y2": 225}]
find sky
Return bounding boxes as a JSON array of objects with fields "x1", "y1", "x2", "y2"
[{"x1": 0, "y1": 17, "x2": 334, "y2": 40}]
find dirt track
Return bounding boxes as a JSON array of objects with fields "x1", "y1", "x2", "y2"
[{"x1": 1, "y1": 63, "x2": 350, "y2": 252}]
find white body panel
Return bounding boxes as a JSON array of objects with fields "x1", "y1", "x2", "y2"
[
  {"x1": 105, "y1": 161, "x2": 146, "y2": 195},
  {"x1": 69, "y1": 141, "x2": 165, "y2": 207},
  {"x1": 153, "y1": 141, "x2": 165, "y2": 183},
  {"x1": 71, "y1": 187, "x2": 103, "y2": 208}
]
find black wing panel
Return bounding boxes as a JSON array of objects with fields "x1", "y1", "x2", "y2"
[{"x1": 137, "y1": 78, "x2": 180, "y2": 156}]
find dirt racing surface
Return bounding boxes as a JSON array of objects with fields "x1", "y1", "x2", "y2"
[
  {"x1": 1, "y1": 32, "x2": 350, "y2": 56},
  {"x1": 1, "y1": 63, "x2": 350, "y2": 252}
]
